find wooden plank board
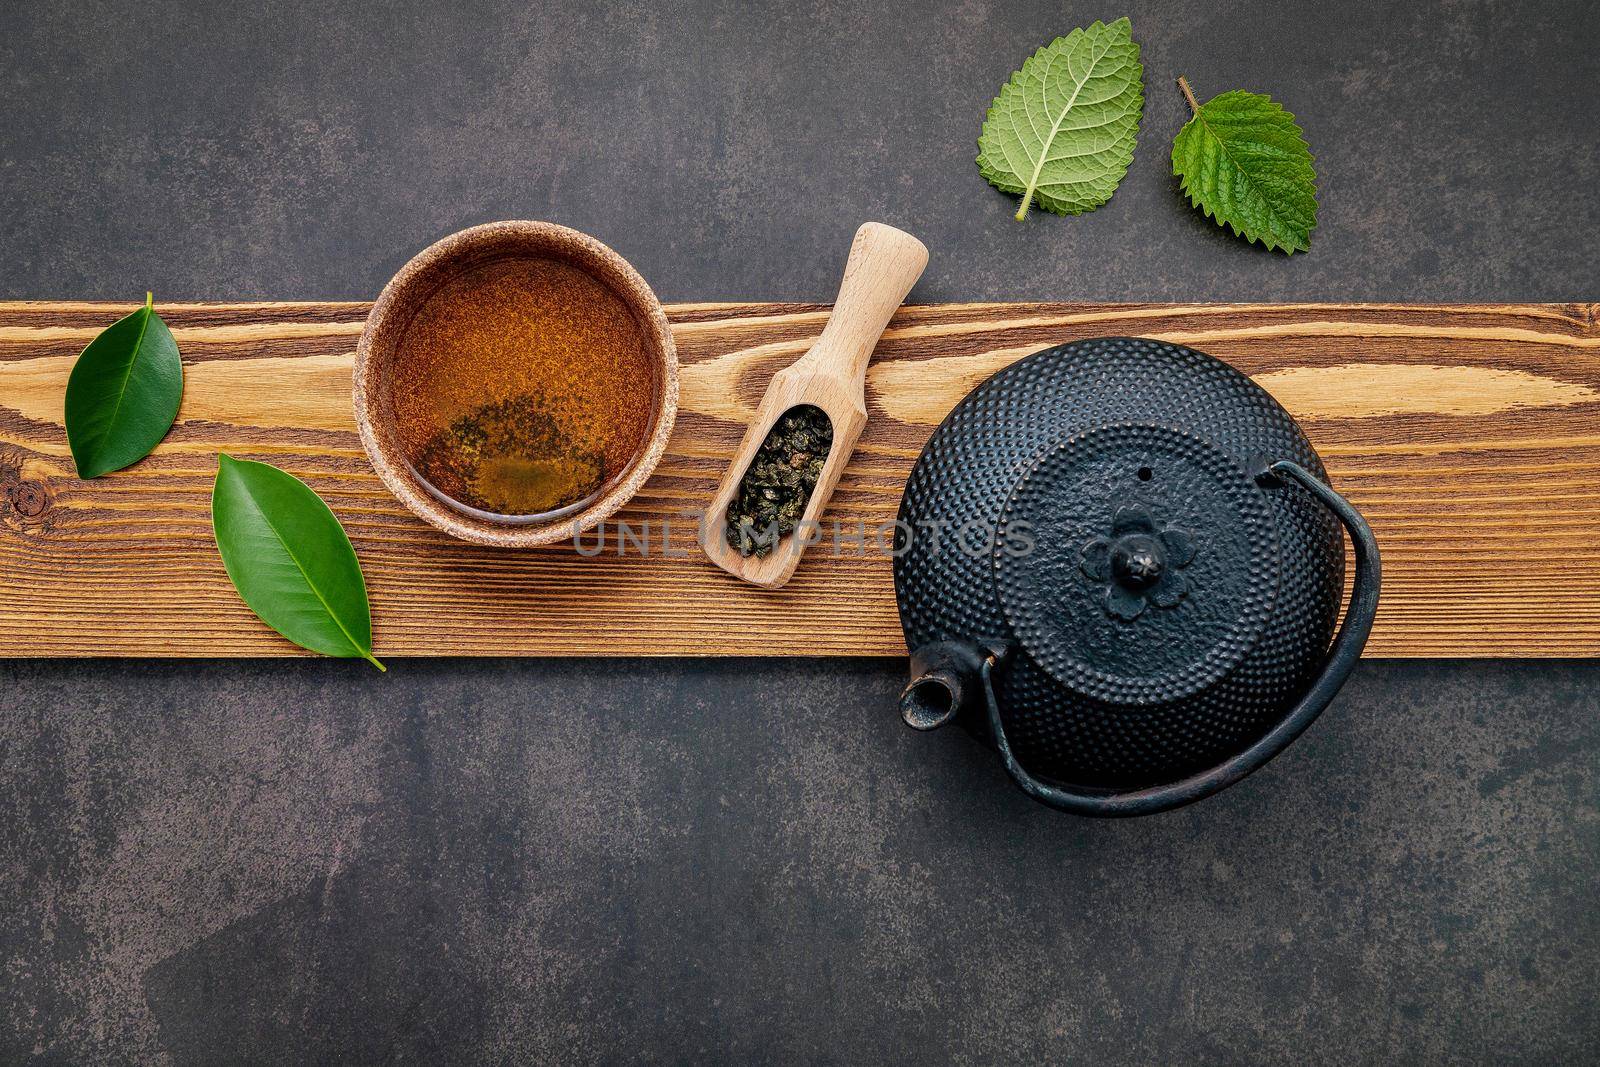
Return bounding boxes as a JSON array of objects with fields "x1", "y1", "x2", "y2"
[{"x1": 3, "y1": 300, "x2": 1598, "y2": 659}]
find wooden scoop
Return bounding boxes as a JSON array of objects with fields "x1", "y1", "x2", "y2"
[{"x1": 699, "y1": 222, "x2": 928, "y2": 588}]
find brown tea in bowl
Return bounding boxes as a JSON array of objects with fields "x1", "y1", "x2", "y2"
[
  {"x1": 393, "y1": 257, "x2": 657, "y2": 521},
  {"x1": 355, "y1": 222, "x2": 678, "y2": 547}
]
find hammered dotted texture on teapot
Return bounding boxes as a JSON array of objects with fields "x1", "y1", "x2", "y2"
[{"x1": 894, "y1": 338, "x2": 1344, "y2": 792}]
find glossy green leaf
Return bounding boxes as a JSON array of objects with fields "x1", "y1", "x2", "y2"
[
  {"x1": 211, "y1": 454, "x2": 385, "y2": 669},
  {"x1": 977, "y1": 17, "x2": 1144, "y2": 220},
  {"x1": 64, "y1": 292, "x2": 184, "y2": 478},
  {"x1": 1172, "y1": 82, "x2": 1318, "y2": 253}
]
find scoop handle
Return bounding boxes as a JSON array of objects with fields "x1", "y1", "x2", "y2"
[{"x1": 798, "y1": 222, "x2": 928, "y2": 385}]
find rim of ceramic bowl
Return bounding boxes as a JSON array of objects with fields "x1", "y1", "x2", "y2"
[{"x1": 353, "y1": 221, "x2": 679, "y2": 547}]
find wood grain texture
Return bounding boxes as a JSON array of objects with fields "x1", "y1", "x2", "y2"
[{"x1": 3, "y1": 300, "x2": 1598, "y2": 659}]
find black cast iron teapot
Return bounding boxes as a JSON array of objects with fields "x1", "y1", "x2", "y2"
[{"x1": 894, "y1": 337, "x2": 1380, "y2": 816}]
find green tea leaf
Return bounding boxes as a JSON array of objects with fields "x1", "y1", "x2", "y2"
[
  {"x1": 211, "y1": 454, "x2": 384, "y2": 670},
  {"x1": 64, "y1": 292, "x2": 184, "y2": 478},
  {"x1": 977, "y1": 17, "x2": 1144, "y2": 221},
  {"x1": 1171, "y1": 79, "x2": 1318, "y2": 253}
]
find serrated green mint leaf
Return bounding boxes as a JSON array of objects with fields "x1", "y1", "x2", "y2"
[
  {"x1": 977, "y1": 17, "x2": 1144, "y2": 221},
  {"x1": 1171, "y1": 79, "x2": 1318, "y2": 253},
  {"x1": 64, "y1": 292, "x2": 184, "y2": 478},
  {"x1": 212, "y1": 454, "x2": 385, "y2": 670}
]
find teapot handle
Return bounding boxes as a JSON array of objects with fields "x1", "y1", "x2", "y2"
[{"x1": 981, "y1": 459, "x2": 1381, "y2": 816}]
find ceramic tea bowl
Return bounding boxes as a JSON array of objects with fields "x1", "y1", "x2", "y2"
[{"x1": 354, "y1": 221, "x2": 678, "y2": 547}]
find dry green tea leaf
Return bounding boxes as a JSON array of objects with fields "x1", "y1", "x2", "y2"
[{"x1": 724, "y1": 405, "x2": 832, "y2": 557}]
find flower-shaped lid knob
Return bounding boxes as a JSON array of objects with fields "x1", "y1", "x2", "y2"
[
  {"x1": 993, "y1": 423, "x2": 1282, "y2": 706},
  {"x1": 1079, "y1": 504, "x2": 1197, "y2": 620}
]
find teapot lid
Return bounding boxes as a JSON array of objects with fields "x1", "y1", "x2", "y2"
[{"x1": 993, "y1": 423, "x2": 1281, "y2": 706}]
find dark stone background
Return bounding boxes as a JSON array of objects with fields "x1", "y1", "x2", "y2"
[{"x1": 2, "y1": 0, "x2": 1596, "y2": 1062}]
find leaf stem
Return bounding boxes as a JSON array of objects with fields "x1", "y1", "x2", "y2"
[{"x1": 1177, "y1": 75, "x2": 1201, "y2": 116}]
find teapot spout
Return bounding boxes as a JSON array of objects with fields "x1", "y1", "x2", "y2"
[{"x1": 900, "y1": 640, "x2": 1006, "y2": 731}]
